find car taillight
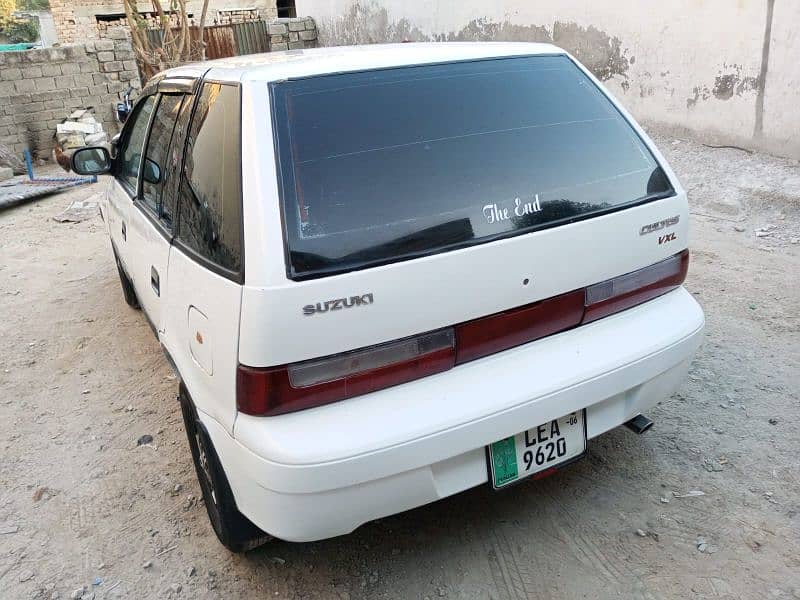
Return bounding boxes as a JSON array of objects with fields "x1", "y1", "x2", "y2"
[
  {"x1": 454, "y1": 289, "x2": 585, "y2": 364},
  {"x1": 583, "y1": 249, "x2": 689, "y2": 323},
  {"x1": 237, "y1": 329, "x2": 455, "y2": 416},
  {"x1": 239, "y1": 250, "x2": 689, "y2": 416}
]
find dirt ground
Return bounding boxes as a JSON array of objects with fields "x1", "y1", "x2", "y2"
[{"x1": 1, "y1": 132, "x2": 799, "y2": 600}]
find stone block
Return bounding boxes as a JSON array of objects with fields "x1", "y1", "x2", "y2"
[
  {"x1": 80, "y1": 61, "x2": 98, "y2": 73},
  {"x1": 26, "y1": 66, "x2": 43, "y2": 78},
  {"x1": 57, "y1": 121, "x2": 97, "y2": 135},
  {"x1": 45, "y1": 99, "x2": 65, "y2": 110},
  {"x1": 102, "y1": 61, "x2": 124, "y2": 73},
  {"x1": 268, "y1": 23, "x2": 288, "y2": 35},
  {"x1": 63, "y1": 46, "x2": 87, "y2": 61},
  {"x1": 94, "y1": 39, "x2": 115, "y2": 52},
  {"x1": 14, "y1": 79, "x2": 36, "y2": 93},
  {"x1": 0, "y1": 167, "x2": 13, "y2": 182},
  {"x1": 288, "y1": 20, "x2": 305, "y2": 32},
  {"x1": 271, "y1": 42, "x2": 289, "y2": 51},
  {"x1": 21, "y1": 101, "x2": 44, "y2": 114},
  {"x1": 55, "y1": 75, "x2": 76, "y2": 89},
  {"x1": 0, "y1": 67, "x2": 22, "y2": 81},
  {"x1": 61, "y1": 62, "x2": 81, "y2": 75},
  {"x1": 299, "y1": 30, "x2": 317, "y2": 41},
  {"x1": 122, "y1": 60, "x2": 138, "y2": 72},
  {"x1": 1, "y1": 52, "x2": 20, "y2": 65},
  {"x1": 30, "y1": 90, "x2": 62, "y2": 102},
  {"x1": 115, "y1": 49, "x2": 135, "y2": 61},
  {"x1": 73, "y1": 74, "x2": 93, "y2": 87},
  {"x1": 271, "y1": 35, "x2": 287, "y2": 44},
  {"x1": 0, "y1": 81, "x2": 14, "y2": 97},
  {"x1": 89, "y1": 83, "x2": 109, "y2": 97},
  {"x1": 92, "y1": 72, "x2": 111, "y2": 85},
  {"x1": 107, "y1": 28, "x2": 129, "y2": 41},
  {"x1": 97, "y1": 51, "x2": 115, "y2": 62},
  {"x1": 304, "y1": 18, "x2": 316, "y2": 30},
  {"x1": 107, "y1": 81, "x2": 126, "y2": 93},
  {"x1": 288, "y1": 41, "x2": 305, "y2": 50},
  {"x1": 40, "y1": 63, "x2": 61, "y2": 77},
  {"x1": 64, "y1": 97, "x2": 84, "y2": 109},
  {"x1": 289, "y1": 32, "x2": 299, "y2": 42},
  {"x1": 70, "y1": 87, "x2": 90, "y2": 98},
  {"x1": 35, "y1": 77, "x2": 56, "y2": 91}
]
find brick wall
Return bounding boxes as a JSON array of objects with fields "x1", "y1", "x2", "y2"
[
  {"x1": 0, "y1": 28, "x2": 141, "y2": 159},
  {"x1": 268, "y1": 17, "x2": 318, "y2": 50},
  {"x1": 50, "y1": 1, "x2": 278, "y2": 44}
]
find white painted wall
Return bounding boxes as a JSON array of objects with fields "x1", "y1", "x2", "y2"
[{"x1": 297, "y1": 0, "x2": 800, "y2": 159}]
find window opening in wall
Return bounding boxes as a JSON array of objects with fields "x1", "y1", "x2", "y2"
[{"x1": 277, "y1": 0, "x2": 296, "y2": 19}]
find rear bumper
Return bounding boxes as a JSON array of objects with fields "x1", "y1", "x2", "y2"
[{"x1": 205, "y1": 287, "x2": 704, "y2": 541}]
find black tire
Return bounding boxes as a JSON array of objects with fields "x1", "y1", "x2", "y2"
[
  {"x1": 178, "y1": 384, "x2": 272, "y2": 552},
  {"x1": 113, "y1": 250, "x2": 140, "y2": 309}
]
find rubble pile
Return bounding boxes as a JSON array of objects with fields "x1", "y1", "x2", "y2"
[{"x1": 55, "y1": 110, "x2": 108, "y2": 150}]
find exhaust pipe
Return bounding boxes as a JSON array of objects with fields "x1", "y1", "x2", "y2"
[{"x1": 625, "y1": 414, "x2": 654, "y2": 434}]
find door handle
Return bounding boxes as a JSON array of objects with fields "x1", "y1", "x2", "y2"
[
  {"x1": 151, "y1": 266, "x2": 160, "y2": 297},
  {"x1": 121, "y1": 221, "x2": 126, "y2": 241}
]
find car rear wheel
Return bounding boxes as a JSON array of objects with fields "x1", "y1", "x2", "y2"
[
  {"x1": 113, "y1": 249, "x2": 139, "y2": 309},
  {"x1": 178, "y1": 384, "x2": 272, "y2": 553}
]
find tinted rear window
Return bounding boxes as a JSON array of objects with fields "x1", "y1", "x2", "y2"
[{"x1": 271, "y1": 55, "x2": 673, "y2": 280}]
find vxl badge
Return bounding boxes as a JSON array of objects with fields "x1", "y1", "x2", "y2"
[{"x1": 303, "y1": 293, "x2": 374, "y2": 316}]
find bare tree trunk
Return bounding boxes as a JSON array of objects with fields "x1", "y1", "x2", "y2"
[
  {"x1": 196, "y1": 0, "x2": 211, "y2": 61},
  {"x1": 125, "y1": 0, "x2": 212, "y2": 78}
]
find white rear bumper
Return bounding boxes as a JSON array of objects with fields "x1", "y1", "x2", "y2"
[{"x1": 204, "y1": 287, "x2": 704, "y2": 541}]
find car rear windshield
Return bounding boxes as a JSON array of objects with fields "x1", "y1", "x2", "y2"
[{"x1": 270, "y1": 55, "x2": 673, "y2": 280}]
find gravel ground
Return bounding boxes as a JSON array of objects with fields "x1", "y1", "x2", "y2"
[{"x1": 1, "y1": 132, "x2": 799, "y2": 600}]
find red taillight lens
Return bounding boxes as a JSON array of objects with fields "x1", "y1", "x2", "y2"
[
  {"x1": 237, "y1": 330, "x2": 455, "y2": 416},
  {"x1": 583, "y1": 249, "x2": 689, "y2": 323},
  {"x1": 239, "y1": 250, "x2": 690, "y2": 416},
  {"x1": 455, "y1": 289, "x2": 585, "y2": 364}
]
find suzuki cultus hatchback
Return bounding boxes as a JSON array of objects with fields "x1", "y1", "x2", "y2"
[{"x1": 71, "y1": 43, "x2": 705, "y2": 551}]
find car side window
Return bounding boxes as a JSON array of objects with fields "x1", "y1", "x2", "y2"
[
  {"x1": 160, "y1": 93, "x2": 194, "y2": 229},
  {"x1": 141, "y1": 94, "x2": 184, "y2": 216},
  {"x1": 118, "y1": 96, "x2": 156, "y2": 193},
  {"x1": 177, "y1": 82, "x2": 242, "y2": 274}
]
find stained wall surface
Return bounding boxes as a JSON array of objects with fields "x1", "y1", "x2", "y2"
[{"x1": 298, "y1": 0, "x2": 799, "y2": 159}]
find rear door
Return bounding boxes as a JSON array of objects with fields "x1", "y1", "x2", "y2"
[{"x1": 160, "y1": 80, "x2": 244, "y2": 432}]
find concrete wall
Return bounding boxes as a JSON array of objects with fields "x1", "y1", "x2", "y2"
[
  {"x1": 297, "y1": 0, "x2": 800, "y2": 160},
  {"x1": 50, "y1": 0, "x2": 278, "y2": 44},
  {"x1": 0, "y1": 28, "x2": 141, "y2": 158}
]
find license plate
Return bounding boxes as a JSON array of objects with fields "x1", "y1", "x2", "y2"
[{"x1": 488, "y1": 410, "x2": 586, "y2": 489}]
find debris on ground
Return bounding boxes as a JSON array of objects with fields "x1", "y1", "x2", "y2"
[
  {"x1": 672, "y1": 490, "x2": 706, "y2": 498},
  {"x1": 56, "y1": 110, "x2": 108, "y2": 147},
  {"x1": 136, "y1": 434, "x2": 154, "y2": 446},
  {"x1": 18, "y1": 569, "x2": 35, "y2": 582},
  {"x1": 53, "y1": 198, "x2": 101, "y2": 223}
]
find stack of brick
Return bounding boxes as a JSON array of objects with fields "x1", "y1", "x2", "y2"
[
  {"x1": 268, "y1": 17, "x2": 318, "y2": 51},
  {"x1": 0, "y1": 27, "x2": 140, "y2": 160}
]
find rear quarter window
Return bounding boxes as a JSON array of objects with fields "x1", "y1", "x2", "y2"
[
  {"x1": 177, "y1": 82, "x2": 243, "y2": 275},
  {"x1": 270, "y1": 55, "x2": 673, "y2": 280}
]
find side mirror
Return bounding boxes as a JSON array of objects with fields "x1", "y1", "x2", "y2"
[
  {"x1": 142, "y1": 158, "x2": 161, "y2": 185},
  {"x1": 71, "y1": 146, "x2": 112, "y2": 175}
]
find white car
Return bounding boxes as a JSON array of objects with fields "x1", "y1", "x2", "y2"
[{"x1": 71, "y1": 42, "x2": 704, "y2": 551}]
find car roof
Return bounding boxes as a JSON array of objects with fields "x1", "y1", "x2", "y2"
[{"x1": 161, "y1": 42, "x2": 566, "y2": 83}]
